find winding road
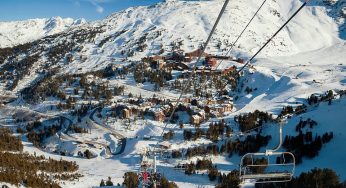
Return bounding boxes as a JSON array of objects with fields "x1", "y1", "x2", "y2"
[{"x1": 89, "y1": 107, "x2": 127, "y2": 155}]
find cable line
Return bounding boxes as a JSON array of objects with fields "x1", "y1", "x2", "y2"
[
  {"x1": 237, "y1": 0, "x2": 309, "y2": 74},
  {"x1": 138, "y1": 1, "x2": 232, "y2": 185},
  {"x1": 214, "y1": 0, "x2": 268, "y2": 70},
  {"x1": 197, "y1": 0, "x2": 268, "y2": 99},
  {"x1": 155, "y1": 0, "x2": 231, "y2": 148}
]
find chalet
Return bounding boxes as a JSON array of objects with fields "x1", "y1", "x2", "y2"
[
  {"x1": 122, "y1": 108, "x2": 131, "y2": 119},
  {"x1": 151, "y1": 55, "x2": 165, "y2": 61},
  {"x1": 153, "y1": 60, "x2": 166, "y2": 69},
  {"x1": 206, "y1": 99, "x2": 217, "y2": 105},
  {"x1": 115, "y1": 105, "x2": 132, "y2": 118},
  {"x1": 197, "y1": 110, "x2": 206, "y2": 120},
  {"x1": 215, "y1": 95, "x2": 233, "y2": 104},
  {"x1": 184, "y1": 56, "x2": 193, "y2": 62},
  {"x1": 160, "y1": 105, "x2": 171, "y2": 114},
  {"x1": 183, "y1": 98, "x2": 192, "y2": 103},
  {"x1": 191, "y1": 114, "x2": 202, "y2": 125},
  {"x1": 154, "y1": 111, "x2": 165, "y2": 122},
  {"x1": 223, "y1": 104, "x2": 233, "y2": 112},
  {"x1": 210, "y1": 104, "x2": 233, "y2": 116},
  {"x1": 159, "y1": 141, "x2": 171, "y2": 149},
  {"x1": 150, "y1": 105, "x2": 166, "y2": 122},
  {"x1": 166, "y1": 62, "x2": 190, "y2": 71},
  {"x1": 185, "y1": 49, "x2": 209, "y2": 59},
  {"x1": 149, "y1": 56, "x2": 166, "y2": 69},
  {"x1": 206, "y1": 57, "x2": 218, "y2": 67}
]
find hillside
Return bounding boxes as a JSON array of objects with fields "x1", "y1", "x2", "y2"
[
  {"x1": 0, "y1": 0, "x2": 345, "y2": 93},
  {"x1": 0, "y1": 17, "x2": 86, "y2": 48}
]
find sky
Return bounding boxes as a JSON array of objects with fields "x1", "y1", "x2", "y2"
[{"x1": 0, "y1": 0, "x2": 162, "y2": 22}]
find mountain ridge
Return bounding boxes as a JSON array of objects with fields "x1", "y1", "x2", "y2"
[{"x1": 0, "y1": 16, "x2": 86, "y2": 48}]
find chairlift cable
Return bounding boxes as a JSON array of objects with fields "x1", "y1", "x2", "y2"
[
  {"x1": 214, "y1": 0, "x2": 268, "y2": 70},
  {"x1": 154, "y1": 0, "x2": 231, "y2": 162},
  {"x1": 197, "y1": 0, "x2": 268, "y2": 99},
  {"x1": 236, "y1": 0, "x2": 309, "y2": 74},
  {"x1": 137, "y1": 0, "x2": 312, "y2": 184}
]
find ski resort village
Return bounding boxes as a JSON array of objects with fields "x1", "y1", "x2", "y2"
[{"x1": 0, "y1": 0, "x2": 346, "y2": 187}]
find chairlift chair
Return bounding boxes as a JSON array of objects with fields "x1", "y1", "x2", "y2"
[{"x1": 239, "y1": 122, "x2": 296, "y2": 184}]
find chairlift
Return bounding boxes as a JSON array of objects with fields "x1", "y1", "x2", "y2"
[
  {"x1": 138, "y1": 152, "x2": 162, "y2": 188},
  {"x1": 239, "y1": 122, "x2": 296, "y2": 184}
]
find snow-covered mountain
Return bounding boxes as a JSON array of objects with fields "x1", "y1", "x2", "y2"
[
  {"x1": 0, "y1": 0, "x2": 345, "y2": 92},
  {"x1": 0, "y1": 17, "x2": 86, "y2": 48},
  {"x1": 1, "y1": 0, "x2": 345, "y2": 65},
  {"x1": 84, "y1": 0, "x2": 343, "y2": 59}
]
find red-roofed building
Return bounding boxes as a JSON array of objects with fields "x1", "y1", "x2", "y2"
[
  {"x1": 222, "y1": 66, "x2": 236, "y2": 75},
  {"x1": 185, "y1": 49, "x2": 209, "y2": 59},
  {"x1": 154, "y1": 111, "x2": 165, "y2": 122},
  {"x1": 207, "y1": 57, "x2": 218, "y2": 67}
]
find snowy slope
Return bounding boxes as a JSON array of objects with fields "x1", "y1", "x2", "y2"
[
  {"x1": 1, "y1": 0, "x2": 345, "y2": 90},
  {"x1": 230, "y1": 42, "x2": 346, "y2": 179},
  {"x1": 57, "y1": 0, "x2": 345, "y2": 74},
  {"x1": 283, "y1": 96, "x2": 346, "y2": 180},
  {"x1": 0, "y1": 17, "x2": 86, "y2": 48}
]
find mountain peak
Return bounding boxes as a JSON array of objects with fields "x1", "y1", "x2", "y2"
[{"x1": 0, "y1": 17, "x2": 86, "y2": 48}]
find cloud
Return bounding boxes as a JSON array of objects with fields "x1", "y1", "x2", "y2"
[
  {"x1": 74, "y1": 0, "x2": 109, "y2": 14},
  {"x1": 88, "y1": 0, "x2": 105, "y2": 14},
  {"x1": 96, "y1": 5, "x2": 104, "y2": 13}
]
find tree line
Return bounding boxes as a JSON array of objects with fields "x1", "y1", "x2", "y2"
[
  {"x1": 255, "y1": 168, "x2": 346, "y2": 188},
  {"x1": 182, "y1": 120, "x2": 231, "y2": 142},
  {"x1": 0, "y1": 128, "x2": 23, "y2": 152},
  {"x1": 283, "y1": 131, "x2": 333, "y2": 164},
  {"x1": 0, "y1": 128, "x2": 81, "y2": 188},
  {"x1": 234, "y1": 110, "x2": 275, "y2": 132}
]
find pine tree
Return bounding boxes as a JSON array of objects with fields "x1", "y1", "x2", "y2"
[
  {"x1": 106, "y1": 177, "x2": 113, "y2": 186},
  {"x1": 123, "y1": 172, "x2": 139, "y2": 188},
  {"x1": 160, "y1": 176, "x2": 178, "y2": 188},
  {"x1": 208, "y1": 166, "x2": 219, "y2": 181},
  {"x1": 100, "y1": 179, "x2": 105, "y2": 187},
  {"x1": 84, "y1": 150, "x2": 93, "y2": 159}
]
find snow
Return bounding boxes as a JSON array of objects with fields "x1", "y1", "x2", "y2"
[
  {"x1": 0, "y1": 17, "x2": 86, "y2": 48},
  {"x1": 283, "y1": 98, "x2": 346, "y2": 180}
]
